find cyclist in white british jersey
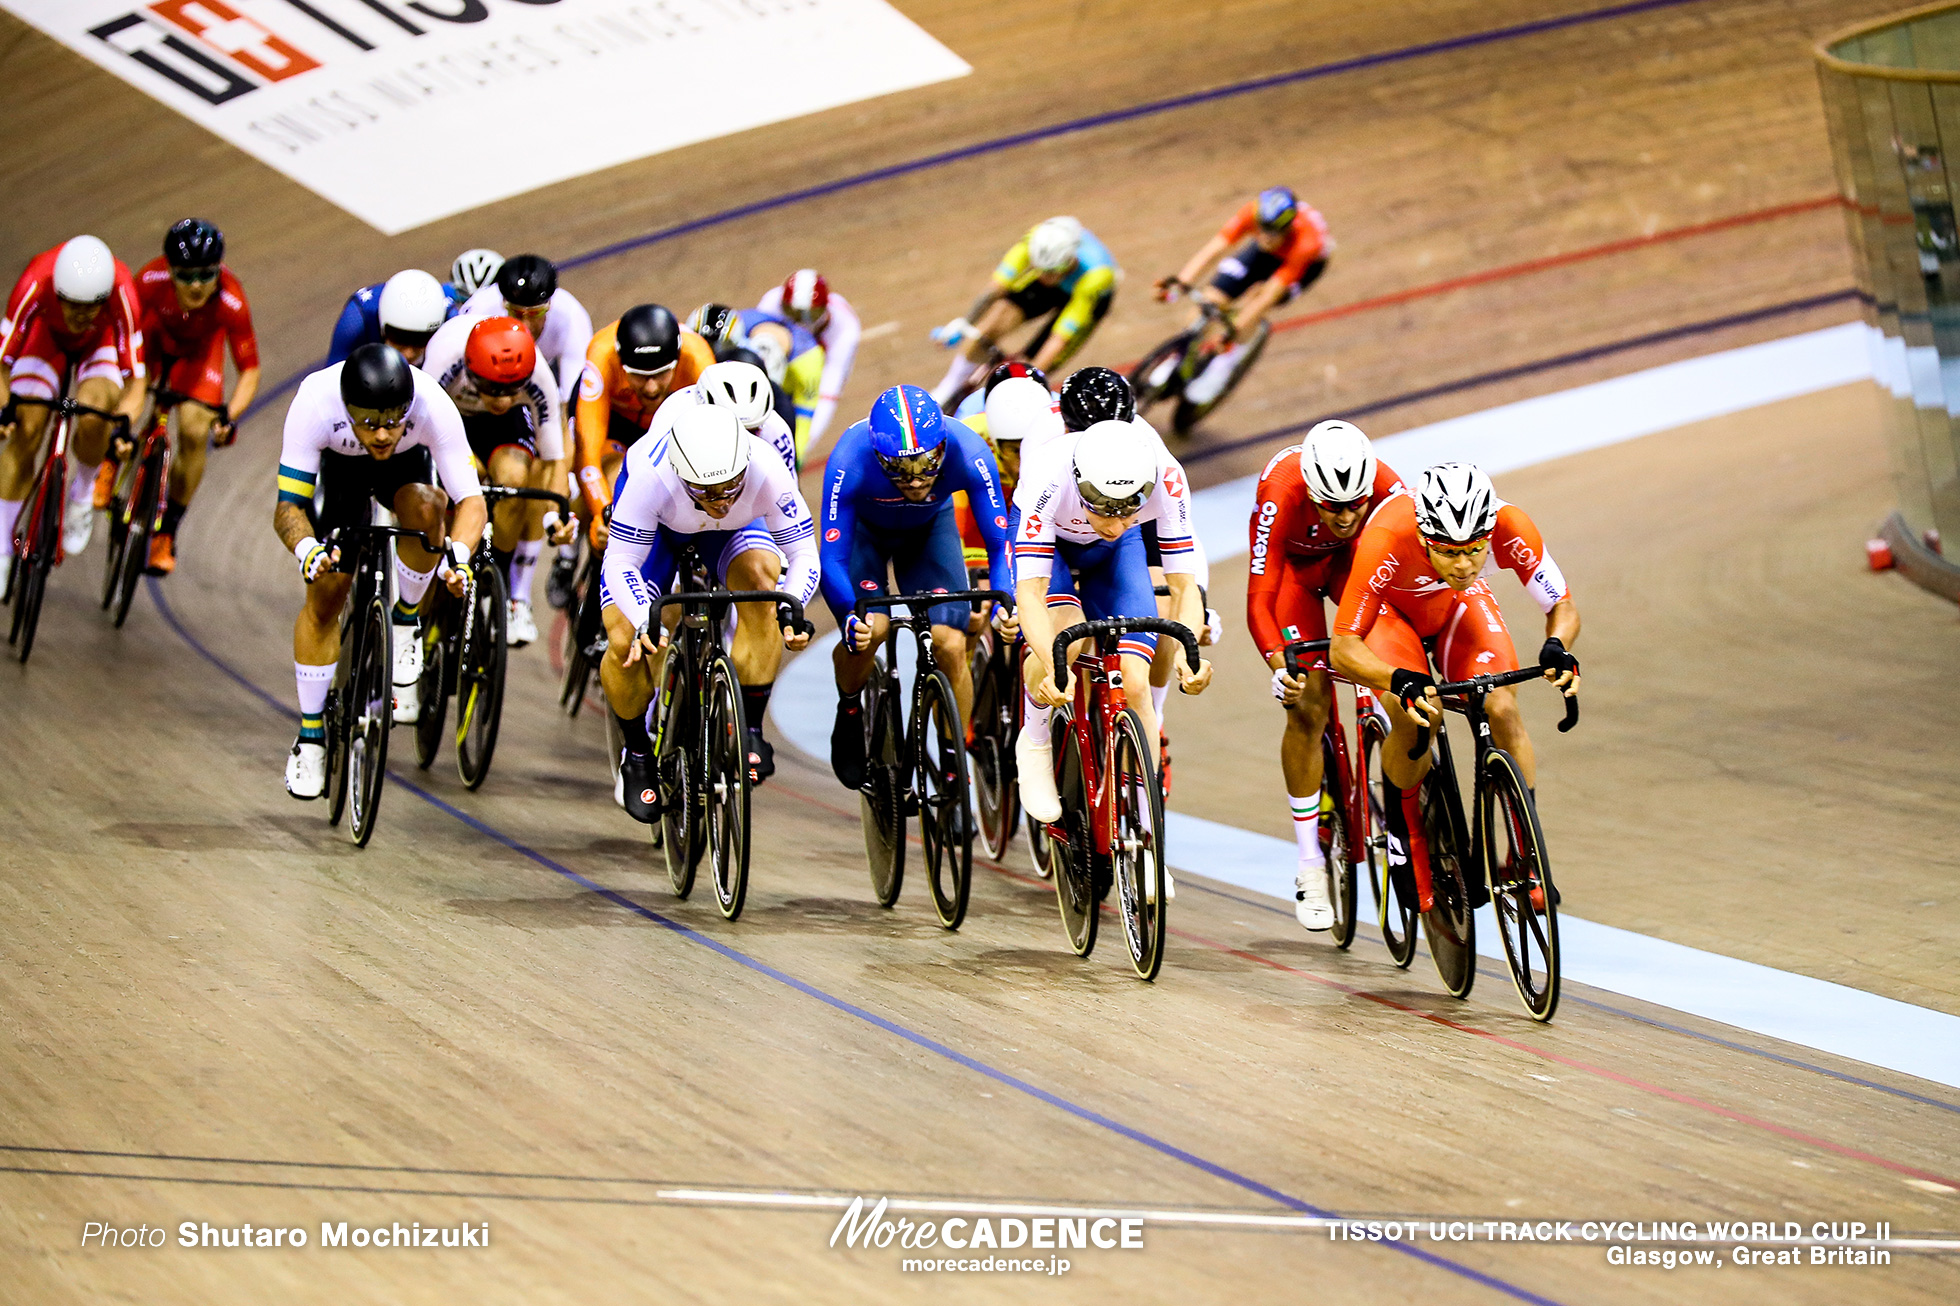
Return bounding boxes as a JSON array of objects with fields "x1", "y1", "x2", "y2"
[
  {"x1": 421, "y1": 312, "x2": 573, "y2": 646},
  {"x1": 1012, "y1": 419, "x2": 1213, "y2": 884},
  {"x1": 756, "y1": 270, "x2": 860, "y2": 449},
  {"x1": 601, "y1": 405, "x2": 818, "y2": 819},
  {"x1": 274, "y1": 344, "x2": 485, "y2": 798}
]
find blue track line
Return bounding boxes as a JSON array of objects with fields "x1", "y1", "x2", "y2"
[{"x1": 142, "y1": 578, "x2": 1564, "y2": 1306}]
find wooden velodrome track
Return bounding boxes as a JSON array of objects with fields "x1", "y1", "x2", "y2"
[{"x1": 3, "y1": 0, "x2": 1959, "y2": 1300}]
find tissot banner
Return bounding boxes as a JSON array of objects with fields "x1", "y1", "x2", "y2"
[{"x1": 3, "y1": 0, "x2": 970, "y2": 234}]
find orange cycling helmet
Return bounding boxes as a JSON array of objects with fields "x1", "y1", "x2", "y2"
[{"x1": 465, "y1": 316, "x2": 535, "y2": 389}]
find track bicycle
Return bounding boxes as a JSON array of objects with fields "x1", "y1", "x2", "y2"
[
  {"x1": 855, "y1": 588, "x2": 1011, "y2": 930},
  {"x1": 966, "y1": 620, "x2": 1023, "y2": 864},
  {"x1": 1128, "y1": 292, "x2": 1270, "y2": 436},
  {"x1": 1402, "y1": 666, "x2": 1580, "y2": 1020},
  {"x1": 415, "y1": 485, "x2": 570, "y2": 789},
  {"x1": 557, "y1": 523, "x2": 608, "y2": 719},
  {"x1": 1041, "y1": 616, "x2": 1200, "y2": 981},
  {"x1": 1282, "y1": 638, "x2": 1391, "y2": 951},
  {"x1": 4, "y1": 388, "x2": 125, "y2": 664},
  {"x1": 317, "y1": 521, "x2": 435, "y2": 848},
  {"x1": 649, "y1": 567, "x2": 813, "y2": 921}
]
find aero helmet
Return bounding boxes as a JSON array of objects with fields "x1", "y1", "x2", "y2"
[
  {"x1": 495, "y1": 254, "x2": 557, "y2": 308},
  {"x1": 340, "y1": 343, "x2": 415, "y2": 412},
  {"x1": 667, "y1": 405, "x2": 750, "y2": 487},
  {"x1": 378, "y1": 269, "x2": 450, "y2": 340},
  {"x1": 1027, "y1": 216, "x2": 1083, "y2": 272},
  {"x1": 616, "y1": 304, "x2": 681, "y2": 375},
  {"x1": 464, "y1": 316, "x2": 536, "y2": 389},
  {"x1": 450, "y1": 248, "x2": 504, "y2": 297},
  {"x1": 163, "y1": 218, "x2": 224, "y2": 270},
  {"x1": 697, "y1": 360, "x2": 773, "y2": 431},
  {"x1": 779, "y1": 269, "x2": 830, "y2": 326},
  {"x1": 1058, "y1": 366, "x2": 1135, "y2": 432},
  {"x1": 1072, "y1": 420, "x2": 1157, "y2": 516}
]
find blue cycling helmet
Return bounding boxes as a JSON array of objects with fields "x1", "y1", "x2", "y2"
[
  {"x1": 869, "y1": 384, "x2": 948, "y2": 482},
  {"x1": 1256, "y1": 186, "x2": 1299, "y2": 233}
]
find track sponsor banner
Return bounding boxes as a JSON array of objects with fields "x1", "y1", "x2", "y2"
[{"x1": 3, "y1": 0, "x2": 969, "y2": 234}]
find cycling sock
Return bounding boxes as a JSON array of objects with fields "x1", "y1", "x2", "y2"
[
  {"x1": 508, "y1": 538, "x2": 543, "y2": 602},
  {"x1": 295, "y1": 662, "x2": 333, "y2": 742},
  {"x1": 1150, "y1": 682, "x2": 1170, "y2": 717},
  {"x1": 0, "y1": 498, "x2": 21, "y2": 556},
  {"x1": 929, "y1": 354, "x2": 971, "y2": 405},
  {"x1": 66, "y1": 458, "x2": 99, "y2": 505},
  {"x1": 615, "y1": 710, "x2": 653, "y2": 756},
  {"x1": 1022, "y1": 691, "x2": 1052, "y2": 743},
  {"x1": 742, "y1": 681, "x2": 774, "y2": 730},
  {"x1": 557, "y1": 541, "x2": 578, "y2": 561},
  {"x1": 839, "y1": 686, "x2": 862, "y2": 711},
  {"x1": 1379, "y1": 776, "x2": 1409, "y2": 863},
  {"x1": 394, "y1": 556, "x2": 436, "y2": 622},
  {"x1": 160, "y1": 499, "x2": 187, "y2": 537},
  {"x1": 1290, "y1": 790, "x2": 1323, "y2": 864}
]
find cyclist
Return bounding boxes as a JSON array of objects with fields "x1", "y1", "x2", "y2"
[
  {"x1": 647, "y1": 359, "x2": 796, "y2": 482},
  {"x1": 449, "y1": 249, "x2": 504, "y2": 300},
  {"x1": 326, "y1": 268, "x2": 453, "y2": 367},
  {"x1": 1249, "y1": 419, "x2": 1405, "y2": 931},
  {"x1": 1013, "y1": 420, "x2": 1213, "y2": 899},
  {"x1": 822, "y1": 384, "x2": 1012, "y2": 789},
  {"x1": 1329, "y1": 463, "x2": 1581, "y2": 911},
  {"x1": 757, "y1": 270, "x2": 860, "y2": 449},
  {"x1": 602, "y1": 405, "x2": 817, "y2": 816},
  {"x1": 460, "y1": 254, "x2": 592, "y2": 407},
  {"x1": 120, "y1": 218, "x2": 260, "y2": 575},
  {"x1": 952, "y1": 363, "x2": 1053, "y2": 571},
  {"x1": 420, "y1": 313, "x2": 571, "y2": 647},
  {"x1": 572, "y1": 304, "x2": 715, "y2": 546},
  {"x1": 1155, "y1": 186, "x2": 1330, "y2": 406},
  {"x1": 0, "y1": 235, "x2": 147, "y2": 578},
  {"x1": 275, "y1": 344, "x2": 487, "y2": 798},
  {"x1": 928, "y1": 216, "x2": 1119, "y2": 408},
  {"x1": 695, "y1": 303, "x2": 824, "y2": 460}
]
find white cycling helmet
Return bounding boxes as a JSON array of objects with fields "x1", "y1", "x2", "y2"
[
  {"x1": 1072, "y1": 419, "x2": 1157, "y2": 516},
  {"x1": 1413, "y1": 462, "x2": 1499, "y2": 544},
  {"x1": 697, "y1": 360, "x2": 773, "y2": 431},
  {"x1": 984, "y1": 376, "x2": 1057, "y2": 445},
  {"x1": 450, "y1": 248, "x2": 504, "y2": 297},
  {"x1": 1299, "y1": 419, "x2": 1376, "y2": 504},
  {"x1": 378, "y1": 269, "x2": 450, "y2": 336},
  {"x1": 667, "y1": 405, "x2": 751, "y2": 487},
  {"x1": 53, "y1": 235, "x2": 116, "y2": 304},
  {"x1": 1027, "y1": 216, "x2": 1083, "y2": 272}
]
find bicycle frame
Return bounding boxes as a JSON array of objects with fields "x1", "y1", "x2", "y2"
[
  {"x1": 8, "y1": 391, "x2": 120, "y2": 564},
  {"x1": 853, "y1": 587, "x2": 1011, "y2": 797},
  {"x1": 1283, "y1": 638, "x2": 1378, "y2": 892}
]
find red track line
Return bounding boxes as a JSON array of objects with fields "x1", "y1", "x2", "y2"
[{"x1": 1268, "y1": 195, "x2": 1844, "y2": 335}]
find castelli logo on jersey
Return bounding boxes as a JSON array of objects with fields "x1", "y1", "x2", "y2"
[
  {"x1": 859, "y1": 580, "x2": 878, "y2": 591},
  {"x1": 1250, "y1": 499, "x2": 1279, "y2": 576},
  {"x1": 994, "y1": 515, "x2": 1007, "y2": 528},
  {"x1": 825, "y1": 528, "x2": 840, "y2": 542}
]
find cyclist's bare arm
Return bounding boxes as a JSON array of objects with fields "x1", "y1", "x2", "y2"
[
  {"x1": 1168, "y1": 234, "x2": 1231, "y2": 292},
  {"x1": 114, "y1": 373, "x2": 149, "y2": 424},
  {"x1": 1223, "y1": 277, "x2": 1287, "y2": 337},
  {"x1": 1017, "y1": 574, "x2": 1070, "y2": 704},
  {"x1": 274, "y1": 500, "x2": 315, "y2": 555},
  {"x1": 450, "y1": 493, "x2": 489, "y2": 557},
  {"x1": 1163, "y1": 571, "x2": 1213, "y2": 692},
  {"x1": 224, "y1": 365, "x2": 262, "y2": 433},
  {"x1": 1543, "y1": 597, "x2": 1582, "y2": 691}
]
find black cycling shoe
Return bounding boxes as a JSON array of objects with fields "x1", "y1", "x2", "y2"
[
  {"x1": 830, "y1": 698, "x2": 865, "y2": 790},
  {"x1": 546, "y1": 552, "x2": 578, "y2": 611},
  {"x1": 620, "y1": 749, "x2": 661, "y2": 824},
  {"x1": 746, "y1": 732, "x2": 775, "y2": 786}
]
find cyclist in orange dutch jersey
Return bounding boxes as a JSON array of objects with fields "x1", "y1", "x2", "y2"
[
  {"x1": 1330, "y1": 463, "x2": 1581, "y2": 910},
  {"x1": 1249, "y1": 420, "x2": 1404, "y2": 931},
  {"x1": 572, "y1": 304, "x2": 714, "y2": 547}
]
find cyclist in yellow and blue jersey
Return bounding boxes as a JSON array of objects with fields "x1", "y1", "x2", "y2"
[
  {"x1": 928, "y1": 216, "x2": 1118, "y2": 407},
  {"x1": 712, "y1": 306, "x2": 825, "y2": 461}
]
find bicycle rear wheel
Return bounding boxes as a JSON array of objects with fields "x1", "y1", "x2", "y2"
[
  {"x1": 110, "y1": 451, "x2": 160, "y2": 629},
  {"x1": 100, "y1": 472, "x2": 128, "y2": 612},
  {"x1": 967, "y1": 640, "x2": 1017, "y2": 863},
  {"x1": 1110, "y1": 708, "x2": 1168, "y2": 980},
  {"x1": 860, "y1": 665, "x2": 906, "y2": 907},
  {"x1": 703, "y1": 650, "x2": 751, "y2": 920},
  {"x1": 559, "y1": 557, "x2": 603, "y2": 718},
  {"x1": 10, "y1": 474, "x2": 59, "y2": 664},
  {"x1": 1482, "y1": 748, "x2": 1560, "y2": 1021},
  {"x1": 347, "y1": 596, "x2": 393, "y2": 847},
  {"x1": 413, "y1": 598, "x2": 450, "y2": 769},
  {"x1": 1359, "y1": 714, "x2": 1417, "y2": 967},
  {"x1": 455, "y1": 560, "x2": 508, "y2": 790},
  {"x1": 1321, "y1": 732, "x2": 1358, "y2": 950},
  {"x1": 918, "y1": 668, "x2": 972, "y2": 930},
  {"x1": 1051, "y1": 718, "x2": 1099, "y2": 958},
  {"x1": 657, "y1": 641, "x2": 700, "y2": 898},
  {"x1": 1128, "y1": 334, "x2": 1193, "y2": 408},
  {"x1": 1417, "y1": 730, "x2": 1476, "y2": 999}
]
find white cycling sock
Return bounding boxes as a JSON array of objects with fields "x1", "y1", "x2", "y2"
[
  {"x1": 509, "y1": 538, "x2": 543, "y2": 603},
  {"x1": 1291, "y1": 790, "x2": 1323, "y2": 865},
  {"x1": 1151, "y1": 682, "x2": 1169, "y2": 717},
  {"x1": 0, "y1": 498, "x2": 21, "y2": 556},
  {"x1": 929, "y1": 353, "x2": 972, "y2": 406},
  {"x1": 1022, "y1": 691, "x2": 1051, "y2": 744},
  {"x1": 394, "y1": 556, "x2": 435, "y2": 621},
  {"x1": 68, "y1": 457, "x2": 99, "y2": 505},
  {"x1": 295, "y1": 662, "x2": 333, "y2": 740}
]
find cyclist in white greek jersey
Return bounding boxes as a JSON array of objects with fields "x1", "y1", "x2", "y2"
[
  {"x1": 601, "y1": 406, "x2": 818, "y2": 815},
  {"x1": 644, "y1": 360, "x2": 796, "y2": 475}
]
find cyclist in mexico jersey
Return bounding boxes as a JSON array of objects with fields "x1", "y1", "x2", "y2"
[
  {"x1": 573, "y1": 308, "x2": 715, "y2": 540},
  {"x1": 1330, "y1": 463, "x2": 1581, "y2": 907}
]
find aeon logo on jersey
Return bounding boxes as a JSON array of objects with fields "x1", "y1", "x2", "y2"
[
  {"x1": 1367, "y1": 552, "x2": 1399, "y2": 594},
  {"x1": 1249, "y1": 500, "x2": 1278, "y2": 577}
]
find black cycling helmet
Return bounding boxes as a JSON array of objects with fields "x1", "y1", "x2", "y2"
[
  {"x1": 495, "y1": 253, "x2": 557, "y2": 308},
  {"x1": 687, "y1": 302, "x2": 736, "y2": 346},
  {"x1": 163, "y1": 217, "x2": 224, "y2": 269},
  {"x1": 340, "y1": 342, "x2": 414, "y2": 412},
  {"x1": 616, "y1": 303, "x2": 681, "y2": 374},
  {"x1": 985, "y1": 359, "x2": 1048, "y2": 399},
  {"x1": 1058, "y1": 366, "x2": 1135, "y2": 432}
]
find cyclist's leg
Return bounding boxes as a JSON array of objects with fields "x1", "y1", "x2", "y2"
[
  {"x1": 1272, "y1": 560, "x2": 1335, "y2": 859},
  {"x1": 599, "y1": 525, "x2": 685, "y2": 750},
  {"x1": 68, "y1": 362, "x2": 124, "y2": 488},
  {"x1": 1031, "y1": 287, "x2": 1114, "y2": 375},
  {"x1": 827, "y1": 524, "x2": 894, "y2": 787},
  {"x1": 892, "y1": 510, "x2": 977, "y2": 721},
  {"x1": 720, "y1": 528, "x2": 788, "y2": 780},
  {"x1": 1437, "y1": 583, "x2": 1533, "y2": 784},
  {"x1": 161, "y1": 336, "x2": 226, "y2": 541},
  {"x1": 288, "y1": 454, "x2": 363, "y2": 790},
  {"x1": 0, "y1": 352, "x2": 60, "y2": 554}
]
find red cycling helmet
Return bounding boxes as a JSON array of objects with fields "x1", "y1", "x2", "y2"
[
  {"x1": 779, "y1": 269, "x2": 830, "y2": 326},
  {"x1": 465, "y1": 316, "x2": 535, "y2": 388}
]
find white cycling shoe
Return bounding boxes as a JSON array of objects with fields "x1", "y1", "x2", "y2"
[
  {"x1": 507, "y1": 598, "x2": 538, "y2": 648},
  {"x1": 0, "y1": 554, "x2": 12, "y2": 599},
  {"x1": 1015, "y1": 731, "x2": 1062, "y2": 823},
  {"x1": 391, "y1": 625, "x2": 422, "y2": 724},
  {"x1": 285, "y1": 740, "x2": 326, "y2": 800},
  {"x1": 1181, "y1": 350, "x2": 1239, "y2": 406},
  {"x1": 1295, "y1": 861, "x2": 1335, "y2": 931},
  {"x1": 61, "y1": 492, "x2": 94, "y2": 556}
]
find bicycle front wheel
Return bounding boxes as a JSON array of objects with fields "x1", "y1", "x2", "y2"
[
  {"x1": 968, "y1": 640, "x2": 1016, "y2": 863},
  {"x1": 1360, "y1": 713, "x2": 1417, "y2": 968},
  {"x1": 455, "y1": 561, "x2": 508, "y2": 790},
  {"x1": 657, "y1": 641, "x2": 700, "y2": 898},
  {"x1": 1128, "y1": 335, "x2": 1192, "y2": 408},
  {"x1": 918, "y1": 668, "x2": 973, "y2": 930},
  {"x1": 703, "y1": 650, "x2": 751, "y2": 920},
  {"x1": 1482, "y1": 748, "x2": 1560, "y2": 1021},
  {"x1": 10, "y1": 474, "x2": 58, "y2": 663},
  {"x1": 1111, "y1": 708, "x2": 1168, "y2": 980},
  {"x1": 1417, "y1": 732, "x2": 1476, "y2": 1000},
  {"x1": 110, "y1": 452, "x2": 160, "y2": 629},
  {"x1": 1321, "y1": 731, "x2": 1358, "y2": 950},
  {"x1": 1052, "y1": 719, "x2": 1099, "y2": 959},
  {"x1": 413, "y1": 599, "x2": 451, "y2": 770},
  {"x1": 860, "y1": 665, "x2": 906, "y2": 908},
  {"x1": 347, "y1": 597, "x2": 393, "y2": 847}
]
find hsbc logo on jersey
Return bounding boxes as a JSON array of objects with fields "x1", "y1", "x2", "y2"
[{"x1": 23, "y1": 0, "x2": 972, "y2": 234}]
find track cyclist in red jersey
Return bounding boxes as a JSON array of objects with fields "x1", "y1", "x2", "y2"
[
  {"x1": 1249, "y1": 420, "x2": 1405, "y2": 930},
  {"x1": 1330, "y1": 463, "x2": 1581, "y2": 910},
  {"x1": 122, "y1": 218, "x2": 261, "y2": 575},
  {"x1": 0, "y1": 235, "x2": 147, "y2": 587}
]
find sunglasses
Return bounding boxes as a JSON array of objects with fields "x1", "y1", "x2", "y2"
[
  {"x1": 1421, "y1": 535, "x2": 1489, "y2": 558},
  {"x1": 621, "y1": 360, "x2": 677, "y2": 380},
  {"x1": 684, "y1": 474, "x2": 746, "y2": 505},
  {"x1": 171, "y1": 266, "x2": 220, "y2": 285},
  {"x1": 878, "y1": 450, "x2": 946, "y2": 487},
  {"x1": 1077, "y1": 481, "x2": 1153, "y2": 518},
  {"x1": 1311, "y1": 495, "x2": 1368, "y2": 514}
]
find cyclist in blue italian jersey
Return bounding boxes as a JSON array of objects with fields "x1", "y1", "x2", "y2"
[
  {"x1": 326, "y1": 269, "x2": 459, "y2": 367},
  {"x1": 821, "y1": 384, "x2": 1013, "y2": 789}
]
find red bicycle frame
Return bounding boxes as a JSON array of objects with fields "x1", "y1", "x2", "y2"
[{"x1": 1047, "y1": 643, "x2": 1128, "y2": 858}]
